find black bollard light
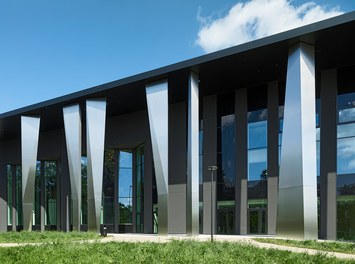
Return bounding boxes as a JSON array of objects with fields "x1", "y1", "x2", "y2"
[{"x1": 101, "y1": 225, "x2": 107, "y2": 237}]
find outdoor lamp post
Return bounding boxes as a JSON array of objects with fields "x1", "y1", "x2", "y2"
[{"x1": 208, "y1": 165, "x2": 218, "y2": 242}]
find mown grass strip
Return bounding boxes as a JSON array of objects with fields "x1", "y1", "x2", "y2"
[
  {"x1": 254, "y1": 238, "x2": 355, "y2": 255},
  {"x1": 0, "y1": 231, "x2": 99, "y2": 243},
  {"x1": 0, "y1": 240, "x2": 350, "y2": 264}
]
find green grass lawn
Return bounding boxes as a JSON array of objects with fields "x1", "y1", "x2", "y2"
[
  {"x1": 0, "y1": 240, "x2": 352, "y2": 264},
  {"x1": 0, "y1": 231, "x2": 100, "y2": 243},
  {"x1": 254, "y1": 238, "x2": 355, "y2": 255}
]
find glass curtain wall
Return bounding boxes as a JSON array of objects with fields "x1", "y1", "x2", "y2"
[
  {"x1": 247, "y1": 109, "x2": 267, "y2": 234},
  {"x1": 118, "y1": 150, "x2": 133, "y2": 233},
  {"x1": 199, "y1": 120, "x2": 203, "y2": 234},
  {"x1": 103, "y1": 150, "x2": 115, "y2": 227},
  {"x1": 81, "y1": 157, "x2": 88, "y2": 226},
  {"x1": 337, "y1": 91, "x2": 355, "y2": 240},
  {"x1": 44, "y1": 161, "x2": 57, "y2": 227},
  {"x1": 135, "y1": 145, "x2": 144, "y2": 233},
  {"x1": 7, "y1": 165, "x2": 12, "y2": 226},
  {"x1": 217, "y1": 93, "x2": 235, "y2": 234},
  {"x1": 247, "y1": 87, "x2": 268, "y2": 235},
  {"x1": 6, "y1": 165, "x2": 22, "y2": 229}
]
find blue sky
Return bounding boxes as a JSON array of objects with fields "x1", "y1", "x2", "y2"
[{"x1": 0, "y1": 0, "x2": 354, "y2": 114}]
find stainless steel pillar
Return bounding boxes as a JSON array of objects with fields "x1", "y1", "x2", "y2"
[
  {"x1": 276, "y1": 43, "x2": 318, "y2": 240},
  {"x1": 0, "y1": 165, "x2": 7, "y2": 232},
  {"x1": 267, "y1": 81, "x2": 279, "y2": 235},
  {"x1": 21, "y1": 116, "x2": 40, "y2": 231},
  {"x1": 146, "y1": 80, "x2": 169, "y2": 235},
  {"x1": 63, "y1": 104, "x2": 82, "y2": 231},
  {"x1": 187, "y1": 72, "x2": 199, "y2": 236},
  {"x1": 86, "y1": 99, "x2": 106, "y2": 233}
]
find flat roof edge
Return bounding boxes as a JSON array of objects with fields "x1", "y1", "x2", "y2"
[{"x1": 1, "y1": 11, "x2": 354, "y2": 119}]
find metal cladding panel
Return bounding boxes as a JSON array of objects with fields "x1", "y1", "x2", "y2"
[
  {"x1": 276, "y1": 43, "x2": 318, "y2": 239},
  {"x1": 21, "y1": 116, "x2": 40, "y2": 231},
  {"x1": 86, "y1": 99, "x2": 106, "y2": 233},
  {"x1": 146, "y1": 80, "x2": 169, "y2": 235},
  {"x1": 63, "y1": 104, "x2": 82, "y2": 231},
  {"x1": 186, "y1": 72, "x2": 199, "y2": 236}
]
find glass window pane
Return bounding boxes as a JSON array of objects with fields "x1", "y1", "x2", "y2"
[
  {"x1": 337, "y1": 137, "x2": 355, "y2": 175},
  {"x1": 118, "y1": 150, "x2": 133, "y2": 225},
  {"x1": 248, "y1": 121, "x2": 267, "y2": 149},
  {"x1": 338, "y1": 92, "x2": 355, "y2": 123},
  {"x1": 338, "y1": 123, "x2": 355, "y2": 138},
  {"x1": 248, "y1": 148, "x2": 267, "y2": 181}
]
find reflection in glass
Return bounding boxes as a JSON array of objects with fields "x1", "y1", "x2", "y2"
[
  {"x1": 337, "y1": 92, "x2": 355, "y2": 240},
  {"x1": 337, "y1": 174, "x2": 355, "y2": 240},
  {"x1": 135, "y1": 145, "x2": 144, "y2": 233},
  {"x1": 7, "y1": 165, "x2": 12, "y2": 225},
  {"x1": 247, "y1": 109, "x2": 267, "y2": 234},
  {"x1": 34, "y1": 161, "x2": 41, "y2": 226},
  {"x1": 44, "y1": 161, "x2": 57, "y2": 226},
  {"x1": 248, "y1": 109, "x2": 267, "y2": 181},
  {"x1": 81, "y1": 157, "x2": 88, "y2": 225},
  {"x1": 217, "y1": 93, "x2": 236, "y2": 234},
  {"x1": 118, "y1": 150, "x2": 133, "y2": 228},
  {"x1": 103, "y1": 150, "x2": 115, "y2": 224}
]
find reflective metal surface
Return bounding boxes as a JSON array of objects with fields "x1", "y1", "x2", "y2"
[
  {"x1": 146, "y1": 80, "x2": 169, "y2": 235},
  {"x1": 276, "y1": 43, "x2": 318, "y2": 239},
  {"x1": 187, "y1": 72, "x2": 199, "y2": 236},
  {"x1": 21, "y1": 116, "x2": 40, "y2": 231},
  {"x1": 86, "y1": 99, "x2": 106, "y2": 232},
  {"x1": 63, "y1": 104, "x2": 82, "y2": 231}
]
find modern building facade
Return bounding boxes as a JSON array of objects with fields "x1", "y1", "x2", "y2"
[{"x1": 0, "y1": 12, "x2": 355, "y2": 240}]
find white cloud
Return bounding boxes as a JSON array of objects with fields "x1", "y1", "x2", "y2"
[{"x1": 196, "y1": 0, "x2": 343, "y2": 53}]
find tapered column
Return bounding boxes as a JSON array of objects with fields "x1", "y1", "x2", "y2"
[
  {"x1": 21, "y1": 116, "x2": 40, "y2": 231},
  {"x1": 320, "y1": 69, "x2": 337, "y2": 240},
  {"x1": 0, "y1": 165, "x2": 7, "y2": 232},
  {"x1": 63, "y1": 104, "x2": 82, "y2": 231},
  {"x1": 86, "y1": 99, "x2": 106, "y2": 233},
  {"x1": 276, "y1": 43, "x2": 318, "y2": 239},
  {"x1": 235, "y1": 88, "x2": 248, "y2": 235},
  {"x1": 267, "y1": 81, "x2": 279, "y2": 235},
  {"x1": 187, "y1": 72, "x2": 199, "y2": 236},
  {"x1": 146, "y1": 80, "x2": 169, "y2": 235}
]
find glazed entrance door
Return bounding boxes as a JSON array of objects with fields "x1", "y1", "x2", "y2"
[
  {"x1": 248, "y1": 208, "x2": 266, "y2": 234},
  {"x1": 217, "y1": 207, "x2": 235, "y2": 234}
]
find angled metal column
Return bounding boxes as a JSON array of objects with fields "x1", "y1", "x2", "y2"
[
  {"x1": 276, "y1": 43, "x2": 318, "y2": 239},
  {"x1": 146, "y1": 80, "x2": 169, "y2": 235},
  {"x1": 187, "y1": 72, "x2": 199, "y2": 236},
  {"x1": 21, "y1": 116, "x2": 40, "y2": 231},
  {"x1": 86, "y1": 99, "x2": 106, "y2": 233},
  {"x1": 267, "y1": 81, "x2": 279, "y2": 235},
  {"x1": 63, "y1": 104, "x2": 82, "y2": 231},
  {"x1": 0, "y1": 165, "x2": 7, "y2": 232}
]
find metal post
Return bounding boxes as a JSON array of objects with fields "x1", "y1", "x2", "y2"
[{"x1": 208, "y1": 166, "x2": 217, "y2": 242}]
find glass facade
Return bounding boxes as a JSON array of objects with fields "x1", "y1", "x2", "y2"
[
  {"x1": 103, "y1": 150, "x2": 115, "y2": 225},
  {"x1": 135, "y1": 145, "x2": 144, "y2": 233},
  {"x1": 6, "y1": 162, "x2": 56, "y2": 230},
  {"x1": 81, "y1": 157, "x2": 88, "y2": 225},
  {"x1": 217, "y1": 93, "x2": 235, "y2": 234},
  {"x1": 44, "y1": 161, "x2": 57, "y2": 227},
  {"x1": 247, "y1": 109, "x2": 267, "y2": 234},
  {"x1": 118, "y1": 150, "x2": 133, "y2": 232},
  {"x1": 337, "y1": 92, "x2": 355, "y2": 240}
]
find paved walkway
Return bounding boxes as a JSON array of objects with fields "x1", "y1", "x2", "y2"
[
  {"x1": 105, "y1": 234, "x2": 355, "y2": 260},
  {"x1": 0, "y1": 234, "x2": 354, "y2": 261}
]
